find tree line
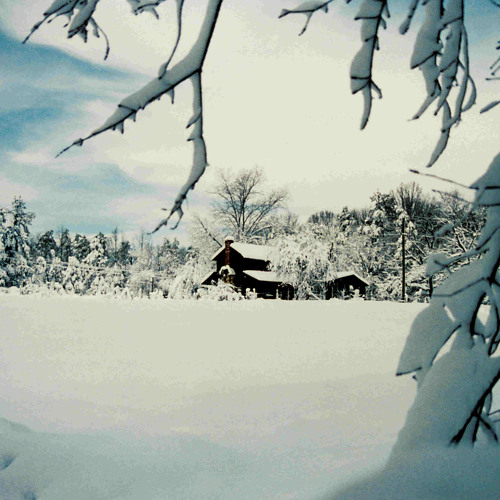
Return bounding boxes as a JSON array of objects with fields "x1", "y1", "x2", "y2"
[
  {"x1": 0, "y1": 170, "x2": 486, "y2": 301},
  {"x1": 0, "y1": 196, "x2": 191, "y2": 297},
  {"x1": 190, "y1": 168, "x2": 486, "y2": 301}
]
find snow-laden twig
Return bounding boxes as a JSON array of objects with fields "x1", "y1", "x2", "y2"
[
  {"x1": 399, "y1": 0, "x2": 420, "y2": 35},
  {"x1": 405, "y1": 0, "x2": 477, "y2": 167},
  {"x1": 24, "y1": 0, "x2": 112, "y2": 57},
  {"x1": 28, "y1": 0, "x2": 224, "y2": 230},
  {"x1": 481, "y1": 100, "x2": 500, "y2": 113},
  {"x1": 408, "y1": 0, "x2": 443, "y2": 121},
  {"x1": 409, "y1": 169, "x2": 470, "y2": 189},
  {"x1": 158, "y1": 0, "x2": 184, "y2": 78},
  {"x1": 153, "y1": 71, "x2": 208, "y2": 231},
  {"x1": 350, "y1": 0, "x2": 389, "y2": 129},
  {"x1": 126, "y1": 0, "x2": 168, "y2": 18},
  {"x1": 396, "y1": 153, "x2": 500, "y2": 448},
  {"x1": 278, "y1": 0, "x2": 334, "y2": 36}
]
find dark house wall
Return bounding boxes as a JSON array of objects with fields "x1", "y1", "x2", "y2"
[
  {"x1": 215, "y1": 249, "x2": 269, "y2": 274},
  {"x1": 241, "y1": 275, "x2": 277, "y2": 298},
  {"x1": 213, "y1": 246, "x2": 285, "y2": 298},
  {"x1": 327, "y1": 275, "x2": 367, "y2": 299}
]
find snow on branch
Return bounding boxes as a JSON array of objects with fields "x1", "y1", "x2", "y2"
[
  {"x1": 153, "y1": 72, "x2": 208, "y2": 232},
  {"x1": 281, "y1": 0, "x2": 481, "y2": 166},
  {"x1": 481, "y1": 100, "x2": 500, "y2": 113},
  {"x1": 350, "y1": 0, "x2": 389, "y2": 129},
  {"x1": 407, "y1": 0, "x2": 477, "y2": 167},
  {"x1": 24, "y1": 0, "x2": 111, "y2": 59},
  {"x1": 392, "y1": 343, "x2": 500, "y2": 453},
  {"x1": 125, "y1": 0, "x2": 168, "y2": 18},
  {"x1": 278, "y1": 0, "x2": 334, "y2": 36},
  {"x1": 399, "y1": 0, "x2": 420, "y2": 35},
  {"x1": 25, "y1": 0, "x2": 496, "y2": 233},
  {"x1": 395, "y1": 153, "x2": 500, "y2": 448},
  {"x1": 28, "y1": 0, "x2": 223, "y2": 230}
]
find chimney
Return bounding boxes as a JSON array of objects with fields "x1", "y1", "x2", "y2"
[{"x1": 224, "y1": 236, "x2": 234, "y2": 266}]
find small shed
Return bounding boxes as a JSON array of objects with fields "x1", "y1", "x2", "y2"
[{"x1": 326, "y1": 271, "x2": 369, "y2": 299}]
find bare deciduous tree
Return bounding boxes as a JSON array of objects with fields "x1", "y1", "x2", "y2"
[{"x1": 210, "y1": 167, "x2": 288, "y2": 242}]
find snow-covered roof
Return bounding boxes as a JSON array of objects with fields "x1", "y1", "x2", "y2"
[
  {"x1": 200, "y1": 271, "x2": 218, "y2": 285},
  {"x1": 211, "y1": 242, "x2": 271, "y2": 262},
  {"x1": 242, "y1": 270, "x2": 282, "y2": 283},
  {"x1": 335, "y1": 271, "x2": 369, "y2": 285}
]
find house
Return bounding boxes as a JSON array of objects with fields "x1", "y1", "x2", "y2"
[
  {"x1": 201, "y1": 237, "x2": 369, "y2": 300},
  {"x1": 201, "y1": 237, "x2": 293, "y2": 299}
]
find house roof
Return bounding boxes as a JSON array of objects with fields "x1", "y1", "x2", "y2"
[
  {"x1": 242, "y1": 270, "x2": 283, "y2": 283},
  {"x1": 211, "y1": 242, "x2": 271, "y2": 262},
  {"x1": 200, "y1": 271, "x2": 218, "y2": 286},
  {"x1": 334, "y1": 271, "x2": 369, "y2": 285}
]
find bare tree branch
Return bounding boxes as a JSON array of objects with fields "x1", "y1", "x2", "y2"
[
  {"x1": 210, "y1": 167, "x2": 287, "y2": 242},
  {"x1": 278, "y1": 0, "x2": 334, "y2": 36}
]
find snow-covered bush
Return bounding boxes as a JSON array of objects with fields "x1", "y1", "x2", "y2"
[
  {"x1": 168, "y1": 254, "x2": 212, "y2": 300},
  {"x1": 61, "y1": 256, "x2": 86, "y2": 293},
  {"x1": 198, "y1": 281, "x2": 244, "y2": 301}
]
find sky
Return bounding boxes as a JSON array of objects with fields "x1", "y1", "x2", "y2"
[{"x1": 0, "y1": 0, "x2": 499, "y2": 244}]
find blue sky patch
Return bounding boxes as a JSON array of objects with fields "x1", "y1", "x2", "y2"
[{"x1": 0, "y1": 26, "x2": 165, "y2": 237}]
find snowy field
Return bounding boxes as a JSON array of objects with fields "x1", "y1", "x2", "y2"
[{"x1": 0, "y1": 294, "x2": 491, "y2": 499}]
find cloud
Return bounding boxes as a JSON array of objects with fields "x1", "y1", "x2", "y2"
[
  {"x1": 1, "y1": 159, "x2": 173, "y2": 234},
  {"x1": 0, "y1": 175, "x2": 40, "y2": 204}
]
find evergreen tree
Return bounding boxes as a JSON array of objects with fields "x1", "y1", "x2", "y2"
[
  {"x1": 4, "y1": 197, "x2": 35, "y2": 259},
  {"x1": 117, "y1": 240, "x2": 133, "y2": 266},
  {"x1": 73, "y1": 234, "x2": 91, "y2": 262},
  {"x1": 84, "y1": 233, "x2": 109, "y2": 268},
  {"x1": 36, "y1": 230, "x2": 57, "y2": 262},
  {"x1": 0, "y1": 197, "x2": 35, "y2": 287},
  {"x1": 57, "y1": 227, "x2": 73, "y2": 262}
]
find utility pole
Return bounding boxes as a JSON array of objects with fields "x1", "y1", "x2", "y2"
[{"x1": 402, "y1": 217, "x2": 406, "y2": 302}]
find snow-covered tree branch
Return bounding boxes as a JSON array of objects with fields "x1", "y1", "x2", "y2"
[
  {"x1": 27, "y1": 0, "x2": 223, "y2": 230},
  {"x1": 25, "y1": 0, "x2": 498, "y2": 230},
  {"x1": 394, "y1": 154, "x2": 500, "y2": 450}
]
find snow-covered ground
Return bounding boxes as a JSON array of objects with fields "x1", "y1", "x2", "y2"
[{"x1": 1, "y1": 295, "x2": 496, "y2": 499}]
